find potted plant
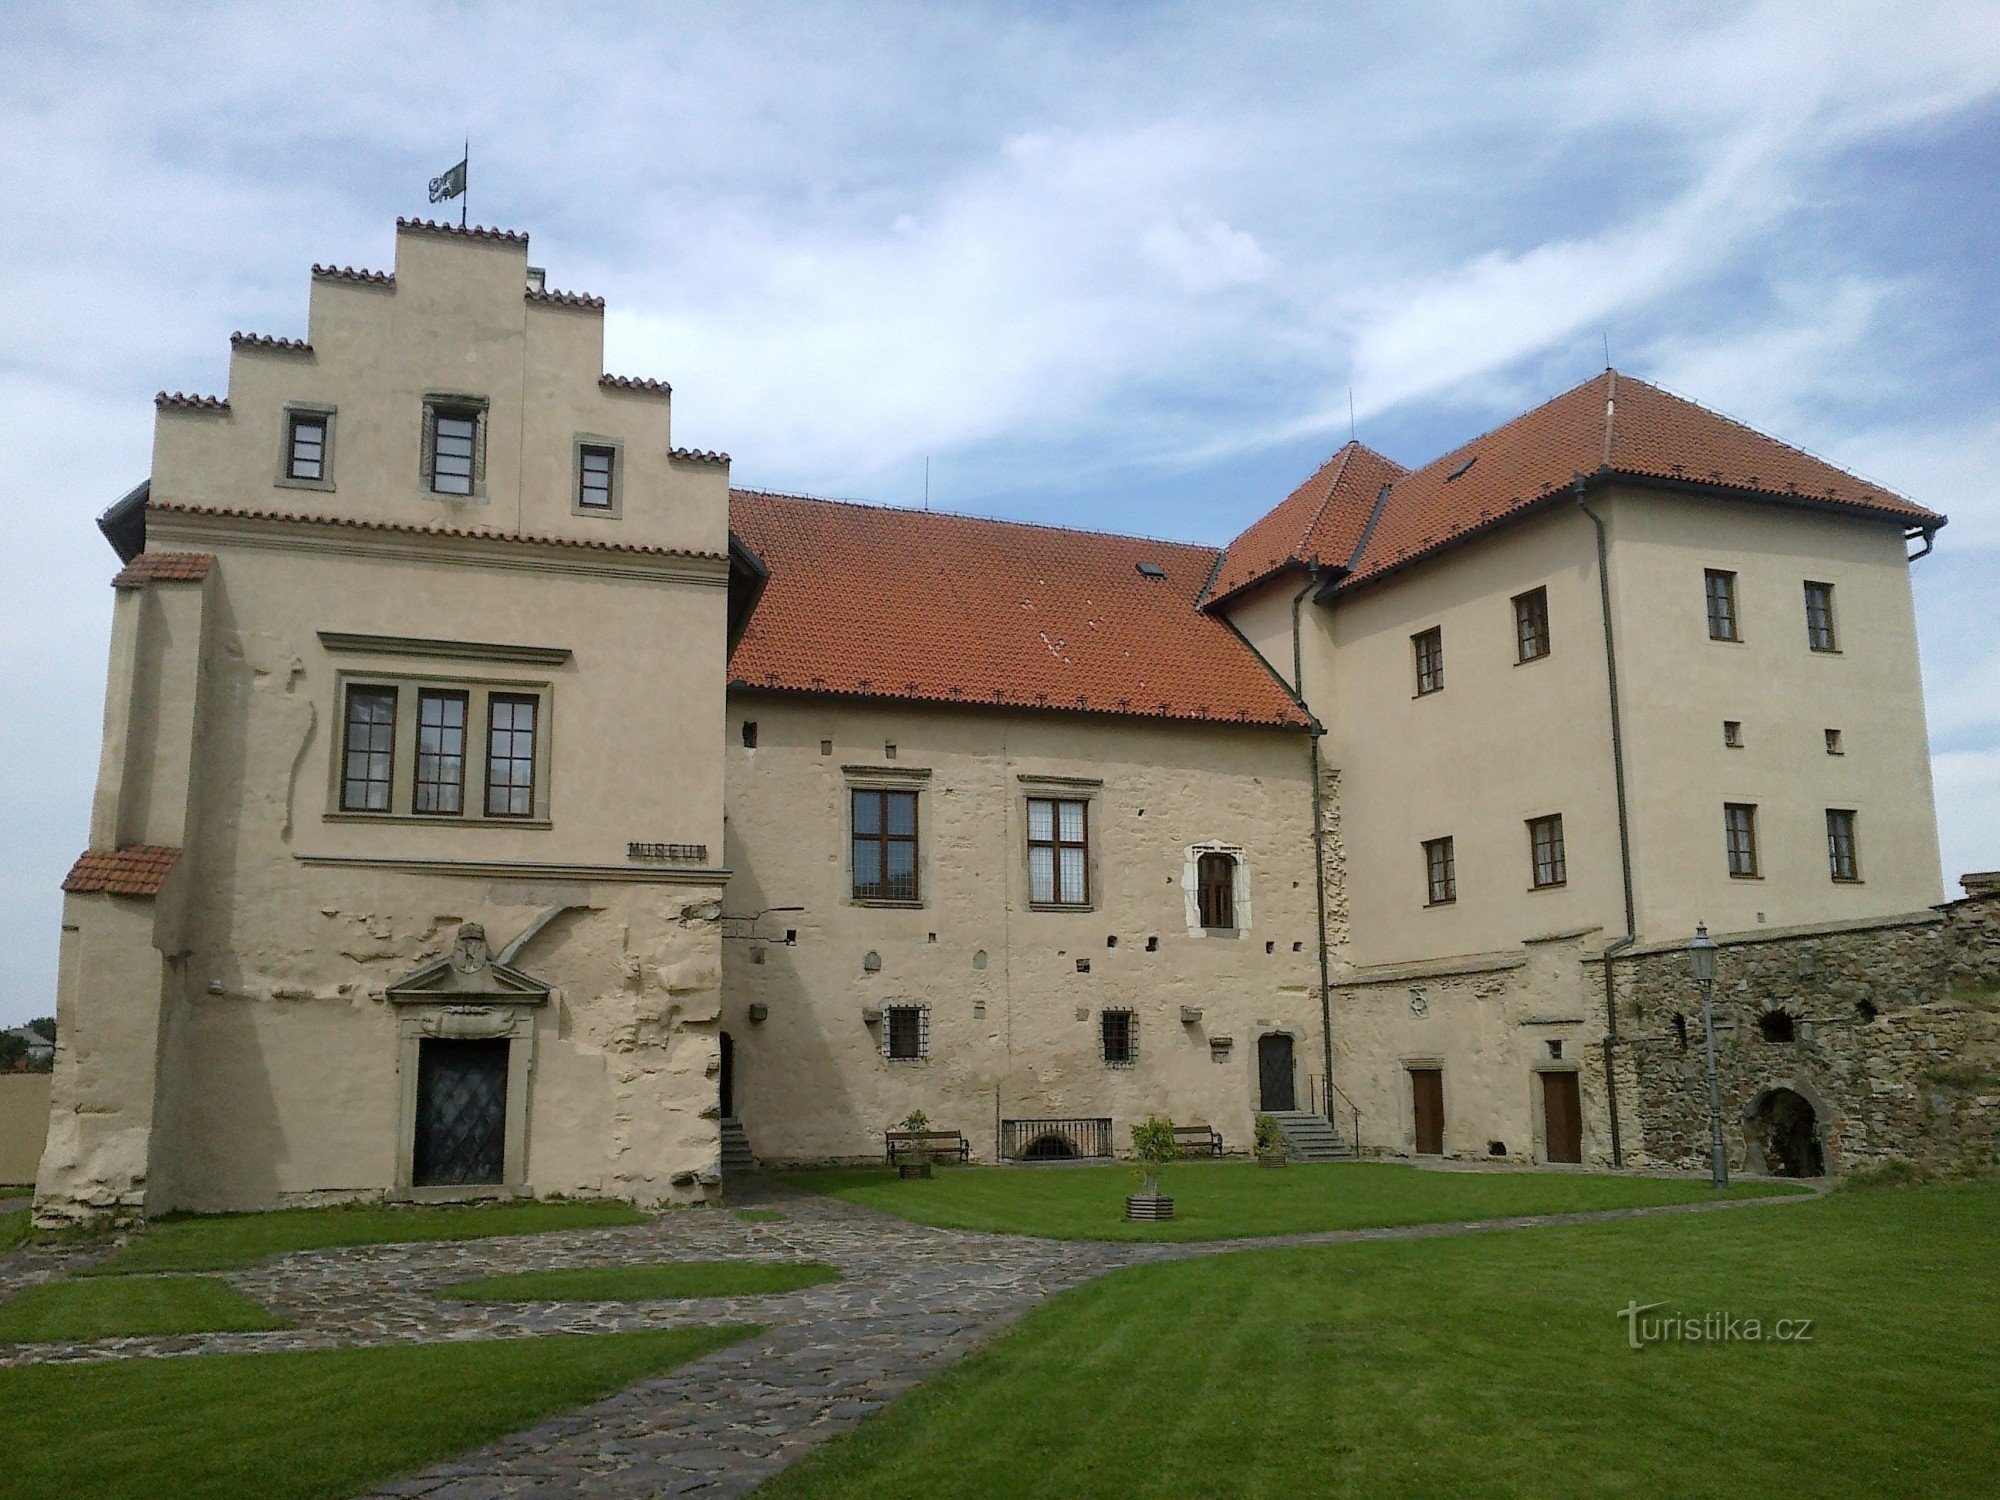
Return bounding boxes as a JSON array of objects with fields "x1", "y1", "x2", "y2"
[
  {"x1": 1125, "y1": 1115, "x2": 1178, "y2": 1220},
  {"x1": 1254, "y1": 1113, "x2": 1289, "y2": 1168},
  {"x1": 894, "y1": 1109, "x2": 933, "y2": 1179}
]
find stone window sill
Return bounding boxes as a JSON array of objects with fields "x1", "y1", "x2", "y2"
[
  {"x1": 853, "y1": 897, "x2": 925, "y2": 909},
  {"x1": 1028, "y1": 901, "x2": 1096, "y2": 914},
  {"x1": 324, "y1": 812, "x2": 553, "y2": 830},
  {"x1": 275, "y1": 475, "x2": 336, "y2": 493}
]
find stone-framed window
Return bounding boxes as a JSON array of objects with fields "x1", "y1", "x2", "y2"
[
  {"x1": 1100, "y1": 1008, "x2": 1136, "y2": 1067},
  {"x1": 574, "y1": 435, "x2": 621, "y2": 517},
  {"x1": 340, "y1": 684, "x2": 397, "y2": 812},
  {"x1": 882, "y1": 1004, "x2": 928, "y2": 1061},
  {"x1": 1027, "y1": 796, "x2": 1089, "y2": 906},
  {"x1": 329, "y1": 672, "x2": 552, "y2": 826},
  {"x1": 422, "y1": 394, "x2": 488, "y2": 497},
  {"x1": 279, "y1": 405, "x2": 336, "y2": 490},
  {"x1": 1184, "y1": 842, "x2": 1250, "y2": 936},
  {"x1": 853, "y1": 789, "x2": 920, "y2": 902}
]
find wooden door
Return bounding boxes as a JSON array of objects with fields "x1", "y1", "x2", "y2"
[
  {"x1": 1258, "y1": 1034, "x2": 1295, "y2": 1111},
  {"x1": 1410, "y1": 1067, "x2": 1444, "y2": 1155},
  {"x1": 1542, "y1": 1071, "x2": 1583, "y2": 1164}
]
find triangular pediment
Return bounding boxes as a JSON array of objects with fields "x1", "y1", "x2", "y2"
[{"x1": 385, "y1": 955, "x2": 550, "y2": 1005}]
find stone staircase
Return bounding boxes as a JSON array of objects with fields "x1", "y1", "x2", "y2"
[
  {"x1": 1265, "y1": 1110, "x2": 1355, "y2": 1162},
  {"x1": 720, "y1": 1117, "x2": 756, "y2": 1174}
]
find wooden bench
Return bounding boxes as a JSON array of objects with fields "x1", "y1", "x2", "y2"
[
  {"x1": 1173, "y1": 1123, "x2": 1223, "y2": 1158},
  {"x1": 884, "y1": 1128, "x2": 971, "y2": 1165}
]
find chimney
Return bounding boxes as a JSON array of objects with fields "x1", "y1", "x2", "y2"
[{"x1": 526, "y1": 265, "x2": 547, "y2": 293}]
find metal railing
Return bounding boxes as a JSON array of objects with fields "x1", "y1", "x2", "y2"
[
  {"x1": 1002, "y1": 1117, "x2": 1113, "y2": 1161},
  {"x1": 1305, "y1": 1075, "x2": 1364, "y2": 1155}
]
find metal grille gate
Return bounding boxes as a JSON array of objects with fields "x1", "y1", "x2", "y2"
[{"x1": 413, "y1": 1037, "x2": 509, "y2": 1186}]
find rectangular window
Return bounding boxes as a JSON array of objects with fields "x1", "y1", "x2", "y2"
[
  {"x1": 1723, "y1": 720, "x2": 1743, "y2": 748},
  {"x1": 1101, "y1": 1009, "x2": 1135, "y2": 1066},
  {"x1": 1825, "y1": 727, "x2": 1844, "y2": 755},
  {"x1": 1197, "y1": 852, "x2": 1236, "y2": 930},
  {"x1": 413, "y1": 690, "x2": 468, "y2": 815},
  {"x1": 1413, "y1": 626, "x2": 1444, "y2": 695},
  {"x1": 430, "y1": 408, "x2": 479, "y2": 495},
  {"x1": 1827, "y1": 809, "x2": 1860, "y2": 882},
  {"x1": 1804, "y1": 581, "x2": 1837, "y2": 652},
  {"x1": 1528, "y1": 814, "x2": 1566, "y2": 889},
  {"x1": 1705, "y1": 569, "x2": 1739, "y2": 641},
  {"x1": 1423, "y1": 836, "x2": 1456, "y2": 905},
  {"x1": 1027, "y1": 797, "x2": 1089, "y2": 905},
  {"x1": 577, "y1": 444, "x2": 616, "y2": 510},
  {"x1": 1513, "y1": 587, "x2": 1550, "y2": 662},
  {"x1": 484, "y1": 694, "x2": 538, "y2": 818},
  {"x1": 853, "y1": 789, "x2": 919, "y2": 901},
  {"x1": 884, "y1": 1005, "x2": 927, "y2": 1061},
  {"x1": 340, "y1": 685, "x2": 397, "y2": 812},
  {"x1": 287, "y1": 412, "x2": 327, "y2": 481},
  {"x1": 1725, "y1": 803, "x2": 1760, "y2": 878}
]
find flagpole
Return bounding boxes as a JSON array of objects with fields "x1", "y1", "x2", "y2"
[{"x1": 461, "y1": 137, "x2": 469, "y2": 230}]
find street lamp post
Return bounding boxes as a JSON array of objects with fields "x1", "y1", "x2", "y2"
[{"x1": 1689, "y1": 922, "x2": 1728, "y2": 1189}]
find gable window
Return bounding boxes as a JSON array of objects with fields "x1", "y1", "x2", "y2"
[
  {"x1": 425, "y1": 402, "x2": 483, "y2": 496},
  {"x1": 1527, "y1": 814, "x2": 1566, "y2": 889},
  {"x1": 853, "y1": 789, "x2": 919, "y2": 902},
  {"x1": 1804, "y1": 581, "x2": 1837, "y2": 652},
  {"x1": 1826, "y1": 809, "x2": 1860, "y2": 882},
  {"x1": 883, "y1": 1004, "x2": 927, "y2": 1061},
  {"x1": 1413, "y1": 626, "x2": 1444, "y2": 695},
  {"x1": 340, "y1": 685, "x2": 397, "y2": 811},
  {"x1": 1197, "y1": 852, "x2": 1237, "y2": 930},
  {"x1": 1028, "y1": 797, "x2": 1089, "y2": 906},
  {"x1": 485, "y1": 695, "x2": 539, "y2": 818},
  {"x1": 1101, "y1": 1009, "x2": 1136, "y2": 1066},
  {"x1": 1513, "y1": 587, "x2": 1551, "y2": 662},
  {"x1": 1423, "y1": 836, "x2": 1456, "y2": 906},
  {"x1": 1705, "y1": 569, "x2": 1739, "y2": 641},
  {"x1": 1725, "y1": 803, "x2": 1760, "y2": 878},
  {"x1": 413, "y1": 690, "x2": 468, "y2": 815},
  {"x1": 577, "y1": 443, "x2": 617, "y2": 511},
  {"x1": 286, "y1": 412, "x2": 328, "y2": 482}
]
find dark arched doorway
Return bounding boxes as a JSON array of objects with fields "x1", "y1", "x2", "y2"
[
  {"x1": 1258, "y1": 1033, "x2": 1295, "y2": 1112},
  {"x1": 1755, "y1": 1088, "x2": 1823, "y2": 1177},
  {"x1": 1021, "y1": 1133, "x2": 1078, "y2": 1161},
  {"x1": 719, "y1": 1031, "x2": 735, "y2": 1119}
]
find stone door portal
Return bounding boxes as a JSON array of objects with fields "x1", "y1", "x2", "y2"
[
  {"x1": 1258, "y1": 1034, "x2": 1295, "y2": 1112},
  {"x1": 1541, "y1": 1071, "x2": 1583, "y2": 1164},
  {"x1": 412, "y1": 1037, "x2": 509, "y2": 1186},
  {"x1": 1410, "y1": 1067, "x2": 1444, "y2": 1155}
]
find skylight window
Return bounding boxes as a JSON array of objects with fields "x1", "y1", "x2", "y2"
[
  {"x1": 1445, "y1": 455, "x2": 1477, "y2": 482},
  {"x1": 1136, "y1": 562, "x2": 1166, "y2": 579}
]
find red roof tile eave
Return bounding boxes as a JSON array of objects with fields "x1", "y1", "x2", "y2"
[
  {"x1": 145, "y1": 500, "x2": 728, "y2": 563},
  {"x1": 726, "y1": 678, "x2": 1313, "y2": 731}
]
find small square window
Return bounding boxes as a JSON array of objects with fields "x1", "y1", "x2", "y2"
[
  {"x1": 1101, "y1": 1009, "x2": 1135, "y2": 1066},
  {"x1": 1705, "y1": 569, "x2": 1739, "y2": 641},
  {"x1": 1825, "y1": 728, "x2": 1844, "y2": 756},
  {"x1": 1725, "y1": 803, "x2": 1760, "y2": 878},
  {"x1": 1423, "y1": 836, "x2": 1456, "y2": 905},
  {"x1": 1513, "y1": 588, "x2": 1550, "y2": 663},
  {"x1": 577, "y1": 444, "x2": 616, "y2": 510},
  {"x1": 287, "y1": 412, "x2": 328, "y2": 482},
  {"x1": 1723, "y1": 720, "x2": 1743, "y2": 748},
  {"x1": 1804, "y1": 581, "x2": 1837, "y2": 652},
  {"x1": 1528, "y1": 815, "x2": 1566, "y2": 889},
  {"x1": 1413, "y1": 626, "x2": 1444, "y2": 695}
]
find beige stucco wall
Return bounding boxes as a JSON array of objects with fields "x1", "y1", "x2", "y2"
[
  {"x1": 720, "y1": 693, "x2": 1326, "y2": 1163},
  {"x1": 0, "y1": 1075, "x2": 54, "y2": 1187}
]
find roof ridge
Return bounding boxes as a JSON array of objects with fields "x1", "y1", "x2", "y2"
[
  {"x1": 1294, "y1": 441, "x2": 1358, "y2": 560},
  {"x1": 728, "y1": 488, "x2": 1223, "y2": 556},
  {"x1": 1405, "y1": 368, "x2": 1614, "y2": 480}
]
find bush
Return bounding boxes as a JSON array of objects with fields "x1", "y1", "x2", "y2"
[
  {"x1": 1130, "y1": 1116, "x2": 1178, "y2": 1196},
  {"x1": 1254, "y1": 1114, "x2": 1286, "y2": 1155}
]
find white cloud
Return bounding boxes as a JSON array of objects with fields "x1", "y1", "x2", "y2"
[{"x1": 1934, "y1": 748, "x2": 2000, "y2": 888}]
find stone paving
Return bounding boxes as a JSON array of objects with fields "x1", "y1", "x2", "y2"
[{"x1": 0, "y1": 1177, "x2": 1818, "y2": 1496}]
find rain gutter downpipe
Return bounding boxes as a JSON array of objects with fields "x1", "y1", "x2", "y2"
[
  {"x1": 1576, "y1": 474, "x2": 1629, "y2": 1168},
  {"x1": 1292, "y1": 567, "x2": 1338, "y2": 1121}
]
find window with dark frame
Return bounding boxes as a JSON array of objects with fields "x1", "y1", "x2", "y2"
[
  {"x1": 1826, "y1": 808, "x2": 1860, "y2": 882},
  {"x1": 1528, "y1": 814, "x2": 1566, "y2": 889},
  {"x1": 577, "y1": 444, "x2": 616, "y2": 509},
  {"x1": 1423, "y1": 836, "x2": 1456, "y2": 905},
  {"x1": 1725, "y1": 803, "x2": 1759, "y2": 878},
  {"x1": 413, "y1": 689, "x2": 468, "y2": 815},
  {"x1": 429, "y1": 407, "x2": 479, "y2": 495},
  {"x1": 340, "y1": 685, "x2": 396, "y2": 812},
  {"x1": 1825, "y1": 727, "x2": 1844, "y2": 755},
  {"x1": 1196, "y1": 852, "x2": 1236, "y2": 930},
  {"x1": 884, "y1": 1004, "x2": 926, "y2": 1060},
  {"x1": 1723, "y1": 720, "x2": 1743, "y2": 748},
  {"x1": 484, "y1": 694, "x2": 538, "y2": 818},
  {"x1": 853, "y1": 789, "x2": 919, "y2": 901},
  {"x1": 1027, "y1": 797, "x2": 1089, "y2": 905},
  {"x1": 286, "y1": 412, "x2": 327, "y2": 481},
  {"x1": 1413, "y1": 626, "x2": 1444, "y2": 694},
  {"x1": 1100, "y1": 1009, "x2": 1135, "y2": 1065},
  {"x1": 1705, "y1": 569, "x2": 1739, "y2": 641},
  {"x1": 1513, "y1": 587, "x2": 1551, "y2": 662},
  {"x1": 1804, "y1": 581, "x2": 1837, "y2": 652}
]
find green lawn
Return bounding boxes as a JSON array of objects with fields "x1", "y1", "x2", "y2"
[
  {"x1": 0, "y1": 1326, "x2": 756, "y2": 1500},
  {"x1": 0, "y1": 1207, "x2": 29, "y2": 1252},
  {"x1": 790, "y1": 1160, "x2": 1805, "y2": 1241},
  {"x1": 82, "y1": 1198, "x2": 649, "y2": 1276},
  {"x1": 0, "y1": 1275, "x2": 285, "y2": 1342},
  {"x1": 437, "y1": 1260, "x2": 839, "y2": 1302},
  {"x1": 766, "y1": 1182, "x2": 1999, "y2": 1498}
]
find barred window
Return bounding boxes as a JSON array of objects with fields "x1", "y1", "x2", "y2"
[
  {"x1": 1826, "y1": 809, "x2": 1860, "y2": 882},
  {"x1": 485, "y1": 695, "x2": 538, "y2": 818},
  {"x1": 1705, "y1": 569, "x2": 1739, "y2": 641},
  {"x1": 1423, "y1": 836, "x2": 1456, "y2": 905},
  {"x1": 1725, "y1": 803, "x2": 1759, "y2": 878},
  {"x1": 413, "y1": 690, "x2": 468, "y2": 815},
  {"x1": 1528, "y1": 815, "x2": 1566, "y2": 889},
  {"x1": 429, "y1": 408, "x2": 479, "y2": 495},
  {"x1": 1101, "y1": 1009, "x2": 1136, "y2": 1066},
  {"x1": 287, "y1": 412, "x2": 327, "y2": 481},
  {"x1": 884, "y1": 1005, "x2": 928, "y2": 1061},
  {"x1": 1197, "y1": 852, "x2": 1236, "y2": 930},
  {"x1": 578, "y1": 444, "x2": 616, "y2": 510},
  {"x1": 1513, "y1": 587, "x2": 1550, "y2": 662},
  {"x1": 340, "y1": 685, "x2": 397, "y2": 812},
  {"x1": 1413, "y1": 626, "x2": 1444, "y2": 694},
  {"x1": 853, "y1": 789, "x2": 919, "y2": 901},
  {"x1": 1028, "y1": 797, "x2": 1089, "y2": 905},
  {"x1": 1805, "y1": 581, "x2": 1837, "y2": 652}
]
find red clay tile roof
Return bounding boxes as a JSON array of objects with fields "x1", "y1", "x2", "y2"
[
  {"x1": 230, "y1": 332, "x2": 311, "y2": 354},
  {"x1": 146, "y1": 500, "x2": 725, "y2": 562},
  {"x1": 1339, "y1": 371, "x2": 1946, "y2": 591},
  {"x1": 1209, "y1": 442, "x2": 1408, "y2": 604},
  {"x1": 526, "y1": 288, "x2": 605, "y2": 311},
  {"x1": 63, "y1": 846, "x2": 181, "y2": 897},
  {"x1": 311, "y1": 264, "x2": 394, "y2": 287},
  {"x1": 155, "y1": 392, "x2": 229, "y2": 411},
  {"x1": 112, "y1": 552, "x2": 214, "y2": 589},
  {"x1": 727, "y1": 490, "x2": 1309, "y2": 728},
  {"x1": 396, "y1": 217, "x2": 529, "y2": 246},
  {"x1": 600, "y1": 374, "x2": 672, "y2": 396},
  {"x1": 671, "y1": 448, "x2": 730, "y2": 466}
]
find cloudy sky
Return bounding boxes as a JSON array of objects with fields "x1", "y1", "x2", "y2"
[{"x1": 2, "y1": 1, "x2": 1997, "y2": 1024}]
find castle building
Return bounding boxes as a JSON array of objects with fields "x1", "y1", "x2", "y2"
[{"x1": 36, "y1": 221, "x2": 1994, "y2": 1224}]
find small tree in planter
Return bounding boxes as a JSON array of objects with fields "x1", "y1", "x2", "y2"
[
  {"x1": 894, "y1": 1109, "x2": 933, "y2": 1179},
  {"x1": 1126, "y1": 1115, "x2": 1179, "y2": 1220},
  {"x1": 1254, "y1": 1113, "x2": 1289, "y2": 1167}
]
